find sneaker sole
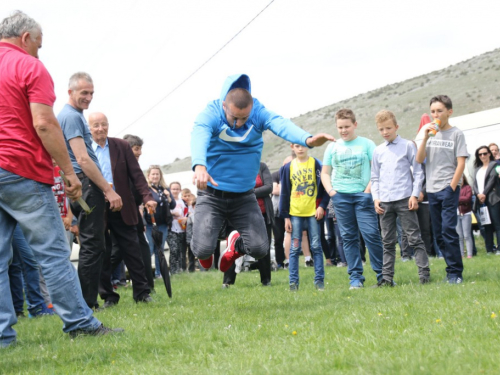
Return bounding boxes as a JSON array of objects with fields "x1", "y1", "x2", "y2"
[{"x1": 218, "y1": 231, "x2": 239, "y2": 271}]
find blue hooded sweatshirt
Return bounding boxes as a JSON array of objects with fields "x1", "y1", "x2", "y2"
[{"x1": 191, "y1": 74, "x2": 312, "y2": 192}]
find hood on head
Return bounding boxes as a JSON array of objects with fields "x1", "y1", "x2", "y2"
[{"x1": 219, "y1": 74, "x2": 251, "y2": 103}]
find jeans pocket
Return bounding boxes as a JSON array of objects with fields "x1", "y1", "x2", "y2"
[{"x1": 0, "y1": 171, "x2": 45, "y2": 214}]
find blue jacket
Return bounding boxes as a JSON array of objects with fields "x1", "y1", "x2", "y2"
[
  {"x1": 279, "y1": 158, "x2": 329, "y2": 218},
  {"x1": 191, "y1": 74, "x2": 312, "y2": 192}
]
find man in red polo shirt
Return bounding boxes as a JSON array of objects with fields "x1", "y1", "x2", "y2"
[{"x1": 0, "y1": 11, "x2": 122, "y2": 348}]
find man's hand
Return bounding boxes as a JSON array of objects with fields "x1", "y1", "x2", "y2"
[
  {"x1": 417, "y1": 192, "x2": 424, "y2": 203},
  {"x1": 193, "y1": 165, "x2": 218, "y2": 190},
  {"x1": 65, "y1": 173, "x2": 82, "y2": 201},
  {"x1": 374, "y1": 199, "x2": 385, "y2": 215},
  {"x1": 408, "y1": 196, "x2": 419, "y2": 211},
  {"x1": 62, "y1": 216, "x2": 72, "y2": 231},
  {"x1": 145, "y1": 200, "x2": 157, "y2": 212},
  {"x1": 306, "y1": 133, "x2": 336, "y2": 148},
  {"x1": 70, "y1": 224, "x2": 79, "y2": 237},
  {"x1": 285, "y1": 218, "x2": 292, "y2": 233},
  {"x1": 105, "y1": 189, "x2": 123, "y2": 212},
  {"x1": 315, "y1": 207, "x2": 325, "y2": 221},
  {"x1": 478, "y1": 193, "x2": 486, "y2": 204}
]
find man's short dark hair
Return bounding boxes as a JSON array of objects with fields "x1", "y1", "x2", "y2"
[
  {"x1": 430, "y1": 95, "x2": 453, "y2": 110},
  {"x1": 225, "y1": 88, "x2": 252, "y2": 109},
  {"x1": 123, "y1": 134, "x2": 143, "y2": 148}
]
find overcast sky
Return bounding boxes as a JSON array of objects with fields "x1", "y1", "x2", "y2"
[{"x1": 3, "y1": 0, "x2": 500, "y2": 169}]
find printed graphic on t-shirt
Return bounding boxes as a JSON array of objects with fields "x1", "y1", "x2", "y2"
[
  {"x1": 290, "y1": 158, "x2": 317, "y2": 217},
  {"x1": 332, "y1": 145, "x2": 366, "y2": 185},
  {"x1": 427, "y1": 139, "x2": 455, "y2": 149}
]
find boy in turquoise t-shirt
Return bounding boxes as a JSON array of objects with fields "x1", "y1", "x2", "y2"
[
  {"x1": 321, "y1": 109, "x2": 383, "y2": 289},
  {"x1": 280, "y1": 144, "x2": 329, "y2": 291}
]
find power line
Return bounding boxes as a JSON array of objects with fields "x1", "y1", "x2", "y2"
[{"x1": 114, "y1": 0, "x2": 276, "y2": 136}]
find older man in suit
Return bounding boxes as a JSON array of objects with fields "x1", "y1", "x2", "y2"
[{"x1": 89, "y1": 112, "x2": 156, "y2": 307}]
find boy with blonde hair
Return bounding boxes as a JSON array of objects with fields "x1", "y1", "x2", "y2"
[{"x1": 371, "y1": 110, "x2": 430, "y2": 285}]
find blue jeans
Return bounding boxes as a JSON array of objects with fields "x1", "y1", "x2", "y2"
[
  {"x1": 146, "y1": 223, "x2": 168, "y2": 277},
  {"x1": 289, "y1": 216, "x2": 324, "y2": 286},
  {"x1": 10, "y1": 225, "x2": 46, "y2": 313},
  {"x1": 332, "y1": 192, "x2": 383, "y2": 286},
  {"x1": 428, "y1": 186, "x2": 463, "y2": 278},
  {"x1": 0, "y1": 167, "x2": 100, "y2": 347}
]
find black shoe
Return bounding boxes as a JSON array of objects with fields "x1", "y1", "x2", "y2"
[
  {"x1": 69, "y1": 324, "x2": 124, "y2": 338},
  {"x1": 376, "y1": 279, "x2": 396, "y2": 287},
  {"x1": 137, "y1": 295, "x2": 154, "y2": 303},
  {"x1": 16, "y1": 311, "x2": 26, "y2": 318},
  {"x1": 420, "y1": 277, "x2": 430, "y2": 284},
  {"x1": 103, "y1": 300, "x2": 117, "y2": 309}
]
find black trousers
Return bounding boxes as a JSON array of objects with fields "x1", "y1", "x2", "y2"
[
  {"x1": 98, "y1": 208, "x2": 150, "y2": 303},
  {"x1": 223, "y1": 221, "x2": 272, "y2": 285},
  {"x1": 72, "y1": 175, "x2": 106, "y2": 309},
  {"x1": 272, "y1": 216, "x2": 286, "y2": 266},
  {"x1": 110, "y1": 217, "x2": 155, "y2": 291}
]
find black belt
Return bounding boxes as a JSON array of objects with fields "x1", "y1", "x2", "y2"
[
  {"x1": 205, "y1": 186, "x2": 253, "y2": 199},
  {"x1": 76, "y1": 172, "x2": 86, "y2": 179}
]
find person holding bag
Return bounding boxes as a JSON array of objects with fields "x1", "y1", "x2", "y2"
[{"x1": 472, "y1": 146, "x2": 500, "y2": 255}]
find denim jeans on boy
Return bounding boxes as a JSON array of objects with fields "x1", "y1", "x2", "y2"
[
  {"x1": 0, "y1": 167, "x2": 100, "y2": 347},
  {"x1": 146, "y1": 223, "x2": 168, "y2": 277},
  {"x1": 428, "y1": 185, "x2": 463, "y2": 279},
  {"x1": 332, "y1": 192, "x2": 383, "y2": 287},
  {"x1": 289, "y1": 216, "x2": 324, "y2": 286},
  {"x1": 11, "y1": 225, "x2": 46, "y2": 314}
]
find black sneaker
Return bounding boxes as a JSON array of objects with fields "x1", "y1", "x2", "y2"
[
  {"x1": 69, "y1": 324, "x2": 124, "y2": 338},
  {"x1": 103, "y1": 300, "x2": 117, "y2": 309},
  {"x1": 419, "y1": 277, "x2": 430, "y2": 284},
  {"x1": 376, "y1": 279, "x2": 396, "y2": 287},
  {"x1": 137, "y1": 295, "x2": 154, "y2": 303}
]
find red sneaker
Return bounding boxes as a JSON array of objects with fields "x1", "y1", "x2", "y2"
[
  {"x1": 219, "y1": 231, "x2": 243, "y2": 272},
  {"x1": 199, "y1": 255, "x2": 214, "y2": 270}
]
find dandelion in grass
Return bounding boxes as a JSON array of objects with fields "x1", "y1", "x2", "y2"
[
  {"x1": 292, "y1": 331, "x2": 297, "y2": 335},
  {"x1": 436, "y1": 319, "x2": 441, "y2": 323},
  {"x1": 378, "y1": 313, "x2": 383, "y2": 316},
  {"x1": 491, "y1": 312, "x2": 497, "y2": 319}
]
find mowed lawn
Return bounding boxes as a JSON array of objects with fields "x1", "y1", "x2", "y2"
[{"x1": 3, "y1": 240, "x2": 500, "y2": 374}]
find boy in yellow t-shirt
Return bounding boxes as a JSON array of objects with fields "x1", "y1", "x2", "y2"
[{"x1": 279, "y1": 144, "x2": 329, "y2": 291}]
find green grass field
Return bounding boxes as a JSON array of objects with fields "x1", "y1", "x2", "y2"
[{"x1": 3, "y1": 240, "x2": 500, "y2": 374}]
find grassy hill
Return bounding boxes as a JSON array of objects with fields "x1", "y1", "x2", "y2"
[{"x1": 163, "y1": 48, "x2": 500, "y2": 174}]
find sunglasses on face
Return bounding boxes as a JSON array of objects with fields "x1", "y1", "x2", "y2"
[{"x1": 478, "y1": 152, "x2": 489, "y2": 156}]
